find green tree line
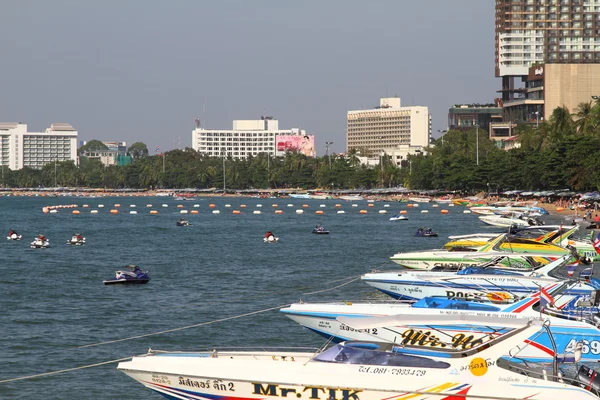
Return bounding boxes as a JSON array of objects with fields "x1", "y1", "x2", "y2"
[{"x1": 2, "y1": 100, "x2": 600, "y2": 191}]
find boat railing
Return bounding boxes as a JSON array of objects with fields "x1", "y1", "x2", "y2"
[
  {"x1": 294, "y1": 299, "x2": 415, "y2": 306},
  {"x1": 146, "y1": 345, "x2": 321, "y2": 358}
]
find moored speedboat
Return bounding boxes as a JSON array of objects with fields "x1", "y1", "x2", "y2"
[
  {"x1": 362, "y1": 254, "x2": 599, "y2": 301},
  {"x1": 281, "y1": 282, "x2": 600, "y2": 363},
  {"x1": 103, "y1": 265, "x2": 150, "y2": 285},
  {"x1": 117, "y1": 315, "x2": 600, "y2": 399}
]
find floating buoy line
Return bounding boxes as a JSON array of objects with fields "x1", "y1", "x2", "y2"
[{"x1": 0, "y1": 275, "x2": 362, "y2": 384}]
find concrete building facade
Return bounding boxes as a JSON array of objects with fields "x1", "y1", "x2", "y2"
[
  {"x1": 347, "y1": 97, "x2": 431, "y2": 159},
  {"x1": 0, "y1": 123, "x2": 78, "y2": 170},
  {"x1": 448, "y1": 103, "x2": 503, "y2": 131},
  {"x1": 192, "y1": 117, "x2": 315, "y2": 159}
]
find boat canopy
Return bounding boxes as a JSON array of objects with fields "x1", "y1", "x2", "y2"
[{"x1": 313, "y1": 342, "x2": 450, "y2": 368}]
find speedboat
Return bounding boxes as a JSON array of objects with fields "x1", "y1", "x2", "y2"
[
  {"x1": 176, "y1": 219, "x2": 192, "y2": 227},
  {"x1": 66, "y1": 234, "x2": 86, "y2": 246},
  {"x1": 479, "y1": 213, "x2": 542, "y2": 228},
  {"x1": 281, "y1": 281, "x2": 600, "y2": 363},
  {"x1": 117, "y1": 315, "x2": 600, "y2": 399},
  {"x1": 415, "y1": 227, "x2": 438, "y2": 237},
  {"x1": 7, "y1": 232, "x2": 22, "y2": 240},
  {"x1": 389, "y1": 214, "x2": 407, "y2": 221},
  {"x1": 362, "y1": 254, "x2": 600, "y2": 301},
  {"x1": 30, "y1": 236, "x2": 50, "y2": 248},
  {"x1": 389, "y1": 233, "x2": 571, "y2": 270},
  {"x1": 264, "y1": 236, "x2": 279, "y2": 243},
  {"x1": 103, "y1": 265, "x2": 150, "y2": 285},
  {"x1": 312, "y1": 226, "x2": 329, "y2": 234}
]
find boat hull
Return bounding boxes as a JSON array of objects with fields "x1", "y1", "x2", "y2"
[
  {"x1": 103, "y1": 278, "x2": 150, "y2": 285},
  {"x1": 118, "y1": 352, "x2": 598, "y2": 400}
]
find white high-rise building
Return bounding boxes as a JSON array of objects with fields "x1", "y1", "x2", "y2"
[
  {"x1": 0, "y1": 123, "x2": 78, "y2": 170},
  {"x1": 347, "y1": 97, "x2": 431, "y2": 159},
  {"x1": 192, "y1": 117, "x2": 315, "y2": 159}
]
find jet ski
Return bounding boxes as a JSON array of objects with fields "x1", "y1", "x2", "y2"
[
  {"x1": 67, "y1": 234, "x2": 86, "y2": 246},
  {"x1": 7, "y1": 231, "x2": 22, "y2": 240},
  {"x1": 264, "y1": 235, "x2": 279, "y2": 243},
  {"x1": 389, "y1": 214, "x2": 408, "y2": 221},
  {"x1": 103, "y1": 265, "x2": 150, "y2": 285},
  {"x1": 415, "y1": 227, "x2": 439, "y2": 237},
  {"x1": 30, "y1": 235, "x2": 50, "y2": 248},
  {"x1": 312, "y1": 225, "x2": 329, "y2": 234},
  {"x1": 176, "y1": 218, "x2": 192, "y2": 227}
]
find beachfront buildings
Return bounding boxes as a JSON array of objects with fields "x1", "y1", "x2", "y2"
[
  {"x1": 492, "y1": 0, "x2": 600, "y2": 147},
  {"x1": 0, "y1": 123, "x2": 78, "y2": 170},
  {"x1": 192, "y1": 117, "x2": 315, "y2": 159},
  {"x1": 447, "y1": 103, "x2": 503, "y2": 132},
  {"x1": 347, "y1": 97, "x2": 431, "y2": 166}
]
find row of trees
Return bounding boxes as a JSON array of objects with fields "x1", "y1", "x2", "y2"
[{"x1": 2, "y1": 100, "x2": 600, "y2": 191}]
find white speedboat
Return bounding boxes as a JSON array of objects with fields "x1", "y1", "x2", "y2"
[
  {"x1": 281, "y1": 282, "x2": 600, "y2": 363},
  {"x1": 408, "y1": 196, "x2": 431, "y2": 203},
  {"x1": 117, "y1": 315, "x2": 600, "y2": 399},
  {"x1": 478, "y1": 214, "x2": 536, "y2": 228},
  {"x1": 362, "y1": 254, "x2": 599, "y2": 302},
  {"x1": 389, "y1": 214, "x2": 408, "y2": 221}
]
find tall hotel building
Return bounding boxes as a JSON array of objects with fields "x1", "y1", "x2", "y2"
[
  {"x1": 0, "y1": 123, "x2": 78, "y2": 170},
  {"x1": 192, "y1": 118, "x2": 315, "y2": 159},
  {"x1": 495, "y1": 1, "x2": 600, "y2": 123},
  {"x1": 347, "y1": 97, "x2": 430, "y2": 164}
]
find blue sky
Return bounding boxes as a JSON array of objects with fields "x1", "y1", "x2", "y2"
[{"x1": 0, "y1": 0, "x2": 496, "y2": 155}]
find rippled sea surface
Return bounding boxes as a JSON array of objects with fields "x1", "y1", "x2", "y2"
[{"x1": 0, "y1": 196, "x2": 566, "y2": 399}]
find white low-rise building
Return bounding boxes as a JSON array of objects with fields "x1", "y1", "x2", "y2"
[
  {"x1": 0, "y1": 123, "x2": 78, "y2": 170},
  {"x1": 192, "y1": 117, "x2": 315, "y2": 159}
]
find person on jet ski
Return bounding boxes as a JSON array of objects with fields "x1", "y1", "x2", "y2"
[
  {"x1": 9, "y1": 230, "x2": 17, "y2": 236},
  {"x1": 315, "y1": 224, "x2": 323, "y2": 231},
  {"x1": 76, "y1": 234, "x2": 83, "y2": 241},
  {"x1": 265, "y1": 231, "x2": 274, "y2": 239},
  {"x1": 38, "y1": 234, "x2": 46, "y2": 241}
]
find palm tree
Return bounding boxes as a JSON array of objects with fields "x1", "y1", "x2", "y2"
[
  {"x1": 548, "y1": 105, "x2": 574, "y2": 140},
  {"x1": 573, "y1": 101, "x2": 596, "y2": 135}
]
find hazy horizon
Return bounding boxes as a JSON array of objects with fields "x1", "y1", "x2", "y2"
[{"x1": 1, "y1": 0, "x2": 496, "y2": 156}]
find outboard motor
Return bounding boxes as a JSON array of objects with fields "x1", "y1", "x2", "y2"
[{"x1": 576, "y1": 365, "x2": 600, "y2": 395}]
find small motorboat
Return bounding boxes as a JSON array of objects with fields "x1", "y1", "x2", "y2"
[
  {"x1": 415, "y1": 227, "x2": 439, "y2": 237},
  {"x1": 389, "y1": 214, "x2": 408, "y2": 221},
  {"x1": 586, "y1": 222, "x2": 600, "y2": 230},
  {"x1": 176, "y1": 218, "x2": 192, "y2": 227},
  {"x1": 7, "y1": 231, "x2": 22, "y2": 240},
  {"x1": 312, "y1": 225, "x2": 329, "y2": 234},
  {"x1": 66, "y1": 234, "x2": 86, "y2": 246},
  {"x1": 30, "y1": 235, "x2": 50, "y2": 248},
  {"x1": 103, "y1": 265, "x2": 150, "y2": 285}
]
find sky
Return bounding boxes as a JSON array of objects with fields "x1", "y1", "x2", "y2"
[{"x1": 0, "y1": 0, "x2": 497, "y2": 156}]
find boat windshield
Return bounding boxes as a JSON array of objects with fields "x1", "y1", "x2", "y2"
[{"x1": 313, "y1": 342, "x2": 450, "y2": 369}]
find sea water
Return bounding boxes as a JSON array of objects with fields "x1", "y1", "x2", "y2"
[{"x1": 0, "y1": 196, "x2": 566, "y2": 399}]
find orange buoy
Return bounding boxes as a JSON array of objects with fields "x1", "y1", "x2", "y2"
[
  {"x1": 82, "y1": 204, "x2": 89, "y2": 208},
  {"x1": 400, "y1": 210, "x2": 408, "y2": 214},
  {"x1": 150, "y1": 210, "x2": 159, "y2": 214},
  {"x1": 407, "y1": 204, "x2": 413, "y2": 208},
  {"x1": 316, "y1": 210, "x2": 324, "y2": 215},
  {"x1": 359, "y1": 210, "x2": 368, "y2": 214},
  {"x1": 272, "y1": 204, "x2": 278, "y2": 208},
  {"x1": 368, "y1": 203, "x2": 374, "y2": 207},
  {"x1": 275, "y1": 210, "x2": 283, "y2": 214},
  {"x1": 114, "y1": 204, "x2": 121, "y2": 208},
  {"x1": 335, "y1": 204, "x2": 342, "y2": 208},
  {"x1": 556, "y1": 207, "x2": 565, "y2": 212},
  {"x1": 240, "y1": 204, "x2": 247, "y2": 208},
  {"x1": 302, "y1": 204, "x2": 309, "y2": 208},
  {"x1": 42, "y1": 207, "x2": 49, "y2": 214},
  {"x1": 177, "y1": 204, "x2": 184, "y2": 208},
  {"x1": 441, "y1": 209, "x2": 449, "y2": 214},
  {"x1": 209, "y1": 204, "x2": 216, "y2": 208},
  {"x1": 110, "y1": 209, "x2": 119, "y2": 214},
  {"x1": 232, "y1": 210, "x2": 241, "y2": 214},
  {"x1": 72, "y1": 210, "x2": 80, "y2": 215},
  {"x1": 190, "y1": 210, "x2": 199, "y2": 214}
]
